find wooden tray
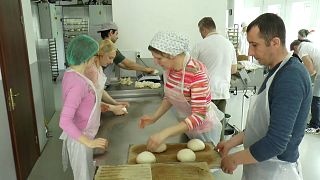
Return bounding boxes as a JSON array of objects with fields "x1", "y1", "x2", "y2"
[
  {"x1": 152, "y1": 162, "x2": 214, "y2": 180},
  {"x1": 95, "y1": 164, "x2": 152, "y2": 180},
  {"x1": 127, "y1": 143, "x2": 221, "y2": 168},
  {"x1": 95, "y1": 162, "x2": 214, "y2": 180}
]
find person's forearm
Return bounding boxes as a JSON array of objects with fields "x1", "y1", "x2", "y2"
[
  {"x1": 228, "y1": 131, "x2": 245, "y2": 147},
  {"x1": 102, "y1": 91, "x2": 117, "y2": 105},
  {"x1": 162, "y1": 122, "x2": 189, "y2": 138},
  {"x1": 122, "y1": 59, "x2": 149, "y2": 72},
  {"x1": 231, "y1": 64, "x2": 237, "y2": 74},
  {"x1": 153, "y1": 99, "x2": 172, "y2": 120},
  {"x1": 77, "y1": 134, "x2": 92, "y2": 147},
  {"x1": 230, "y1": 149, "x2": 258, "y2": 165},
  {"x1": 302, "y1": 56, "x2": 316, "y2": 75}
]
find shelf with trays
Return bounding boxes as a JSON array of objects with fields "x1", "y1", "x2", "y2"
[
  {"x1": 62, "y1": 18, "x2": 89, "y2": 67},
  {"x1": 227, "y1": 24, "x2": 239, "y2": 52}
]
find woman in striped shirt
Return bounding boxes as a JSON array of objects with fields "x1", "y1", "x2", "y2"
[{"x1": 139, "y1": 31, "x2": 222, "y2": 151}]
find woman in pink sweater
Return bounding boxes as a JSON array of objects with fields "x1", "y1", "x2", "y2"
[{"x1": 59, "y1": 35, "x2": 107, "y2": 180}]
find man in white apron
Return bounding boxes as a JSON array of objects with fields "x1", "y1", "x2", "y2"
[{"x1": 215, "y1": 13, "x2": 312, "y2": 180}]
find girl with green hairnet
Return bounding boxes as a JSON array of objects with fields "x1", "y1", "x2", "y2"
[
  {"x1": 59, "y1": 35, "x2": 107, "y2": 180},
  {"x1": 84, "y1": 39, "x2": 129, "y2": 115}
]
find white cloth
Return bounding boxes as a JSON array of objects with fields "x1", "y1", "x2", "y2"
[
  {"x1": 65, "y1": 135, "x2": 94, "y2": 180},
  {"x1": 238, "y1": 31, "x2": 249, "y2": 55},
  {"x1": 60, "y1": 68, "x2": 102, "y2": 180},
  {"x1": 149, "y1": 31, "x2": 190, "y2": 56},
  {"x1": 242, "y1": 56, "x2": 303, "y2": 180},
  {"x1": 298, "y1": 42, "x2": 320, "y2": 73},
  {"x1": 298, "y1": 42, "x2": 320, "y2": 97},
  {"x1": 164, "y1": 54, "x2": 222, "y2": 145},
  {"x1": 191, "y1": 34, "x2": 237, "y2": 100}
]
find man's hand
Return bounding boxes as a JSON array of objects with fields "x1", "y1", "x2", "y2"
[
  {"x1": 144, "y1": 67, "x2": 156, "y2": 74},
  {"x1": 215, "y1": 140, "x2": 232, "y2": 157},
  {"x1": 221, "y1": 154, "x2": 238, "y2": 174}
]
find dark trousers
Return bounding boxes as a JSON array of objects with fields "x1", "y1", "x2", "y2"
[
  {"x1": 212, "y1": 99, "x2": 226, "y2": 114},
  {"x1": 310, "y1": 96, "x2": 320, "y2": 128}
]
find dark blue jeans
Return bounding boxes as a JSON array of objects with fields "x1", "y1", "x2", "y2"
[{"x1": 310, "y1": 96, "x2": 320, "y2": 128}]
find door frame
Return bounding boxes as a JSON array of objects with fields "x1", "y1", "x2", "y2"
[{"x1": 0, "y1": 0, "x2": 40, "y2": 179}]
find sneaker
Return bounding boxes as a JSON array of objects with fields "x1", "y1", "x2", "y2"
[{"x1": 305, "y1": 127, "x2": 320, "y2": 134}]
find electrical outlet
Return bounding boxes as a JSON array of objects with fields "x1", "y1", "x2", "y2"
[{"x1": 136, "y1": 51, "x2": 141, "y2": 58}]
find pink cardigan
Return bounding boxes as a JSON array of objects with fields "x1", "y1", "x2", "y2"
[{"x1": 59, "y1": 71, "x2": 95, "y2": 139}]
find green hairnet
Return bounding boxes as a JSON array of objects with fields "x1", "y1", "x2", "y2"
[{"x1": 66, "y1": 35, "x2": 99, "y2": 66}]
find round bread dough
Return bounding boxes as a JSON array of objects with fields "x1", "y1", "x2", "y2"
[
  {"x1": 153, "y1": 143, "x2": 167, "y2": 153},
  {"x1": 136, "y1": 151, "x2": 156, "y2": 164},
  {"x1": 121, "y1": 107, "x2": 128, "y2": 113},
  {"x1": 177, "y1": 148, "x2": 196, "y2": 162},
  {"x1": 187, "y1": 139, "x2": 205, "y2": 151}
]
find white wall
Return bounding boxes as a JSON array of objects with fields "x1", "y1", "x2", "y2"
[
  {"x1": 21, "y1": 1, "x2": 47, "y2": 151},
  {"x1": 112, "y1": 0, "x2": 227, "y2": 58}
]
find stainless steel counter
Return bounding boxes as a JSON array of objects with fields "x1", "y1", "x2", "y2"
[
  {"x1": 94, "y1": 69, "x2": 265, "y2": 166},
  {"x1": 94, "y1": 91, "x2": 188, "y2": 166},
  {"x1": 106, "y1": 81, "x2": 164, "y2": 99}
]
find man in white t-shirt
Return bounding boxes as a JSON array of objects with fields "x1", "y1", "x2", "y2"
[
  {"x1": 291, "y1": 40, "x2": 320, "y2": 134},
  {"x1": 192, "y1": 17, "x2": 237, "y2": 113}
]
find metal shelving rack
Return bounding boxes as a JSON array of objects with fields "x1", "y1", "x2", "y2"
[
  {"x1": 62, "y1": 18, "x2": 89, "y2": 67},
  {"x1": 227, "y1": 24, "x2": 240, "y2": 52},
  {"x1": 48, "y1": 39, "x2": 59, "y2": 81}
]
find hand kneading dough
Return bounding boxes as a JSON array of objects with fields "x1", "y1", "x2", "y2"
[
  {"x1": 153, "y1": 143, "x2": 167, "y2": 153},
  {"x1": 177, "y1": 148, "x2": 196, "y2": 162},
  {"x1": 136, "y1": 151, "x2": 156, "y2": 164},
  {"x1": 187, "y1": 139, "x2": 205, "y2": 151}
]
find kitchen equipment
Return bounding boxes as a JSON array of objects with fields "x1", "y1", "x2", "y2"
[{"x1": 127, "y1": 143, "x2": 221, "y2": 168}]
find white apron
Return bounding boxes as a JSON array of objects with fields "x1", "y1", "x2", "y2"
[
  {"x1": 164, "y1": 54, "x2": 223, "y2": 145},
  {"x1": 96, "y1": 66, "x2": 107, "y2": 101},
  {"x1": 59, "y1": 68, "x2": 103, "y2": 180},
  {"x1": 242, "y1": 57, "x2": 303, "y2": 180}
]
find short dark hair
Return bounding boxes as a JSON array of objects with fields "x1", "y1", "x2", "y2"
[
  {"x1": 298, "y1": 29, "x2": 310, "y2": 38},
  {"x1": 100, "y1": 29, "x2": 117, "y2": 39},
  {"x1": 290, "y1": 39, "x2": 302, "y2": 51},
  {"x1": 247, "y1": 13, "x2": 286, "y2": 46},
  {"x1": 198, "y1": 17, "x2": 216, "y2": 31}
]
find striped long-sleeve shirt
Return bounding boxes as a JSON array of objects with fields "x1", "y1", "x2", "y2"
[{"x1": 165, "y1": 58, "x2": 212, "y2": 130}]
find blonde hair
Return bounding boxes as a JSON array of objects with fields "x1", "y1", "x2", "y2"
[{"x1": 97, "y1": 39, "x2": 117, "y2": 56}]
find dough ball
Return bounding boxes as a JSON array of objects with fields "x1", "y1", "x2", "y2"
[
  {"x1": 136, "y1": 151, "x2": 156, "y2": 164},
  {"x1": 187, "y1": 139, "x2": 205, "y2": 151},
  {"x1": 121, "y1": 107, "x2": 128, "y2": 113},
  {"x1": 153, "y1": 143, "x2": 167, "y2": 153},
  {"x1": 177, "y1": 148, "x2": 196, "y2": 162}
]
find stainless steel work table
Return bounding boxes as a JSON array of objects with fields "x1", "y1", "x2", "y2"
[{"x1": 94, "y1": 84, "x2": 188, "y2": 166}]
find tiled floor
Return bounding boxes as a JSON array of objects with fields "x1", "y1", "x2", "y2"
[{"x1": 28, "y1": 82, "x2": 320, "y2": 180}]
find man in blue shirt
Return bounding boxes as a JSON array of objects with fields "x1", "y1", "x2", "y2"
[{"x1": 215, "y1": 13, "x2": 312, "y2": 179}]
